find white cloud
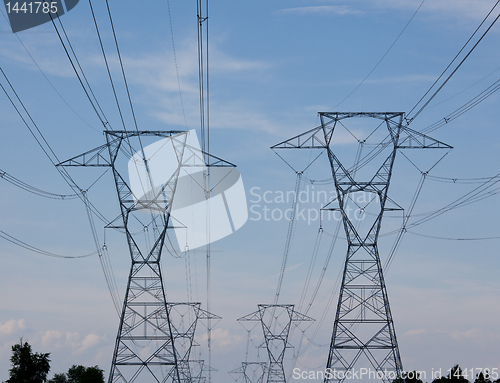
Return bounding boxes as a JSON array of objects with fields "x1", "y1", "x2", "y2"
[
  {"x1": 402, "y1": 328, "x2": 427, "y2": 336},
  {"x1": 281, "y1": 0, "x2": 499, "y2": 20},
  {"x1": 352, "y1": 0, "x2": 498, "y2": 20},
  {"x1": 199, "y1": 328, "x2": 243, "y2": 349},
  {"x1": 0, "y1": 319, "x2": 26, "y2": 336},
  {"x1": 39, "y1": 330, "x2": 101, "y2": 354}
]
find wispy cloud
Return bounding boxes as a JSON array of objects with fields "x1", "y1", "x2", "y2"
[
  {"x1": 279, "y1": 5, "x2": 362, "y2": 16},
  {"x1": 362, "y1": 0, "x2": 497, "y2": 20},
  {"x1": 280, "y1": 0, "x2": 498, "y2": 20}
]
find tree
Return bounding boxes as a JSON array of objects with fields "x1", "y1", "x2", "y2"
[
  {"x1": 47, "y1": 374, "x2": 67, "y2": 383},
  {"x1": 5, "y1": 340, "x2": 50, "y2": 383},
  {"x1": 48, "y1": 365, "x2": 104, "y2": 383},
  {"x1": 475, "y1": 372, "x2": 492, "y2": 383},
  {"x1": 432, "y1": 365, "x2": 470, "y2": 383}
]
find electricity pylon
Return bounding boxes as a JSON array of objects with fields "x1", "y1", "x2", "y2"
[
  {"x1": 229, "y1": 362, "x2": 267, "y2": 383},
  {"x1": 58, "y1": 130, "x2": 234, "y2": 383},
  {"x1": 272, "y1": 113, "x2": 452, "y2": 383},
  {"x1": 238, "y1": 304, "x2": 314, "y2": 383},
  {"x1": 167, "y1": 302, "x2": 221, "y2": 383}
]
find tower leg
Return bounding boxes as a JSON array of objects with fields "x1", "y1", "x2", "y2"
[
  {"x1": 325, "y1": 244, "x2": 402, "y2": 383},
  {"x1": 108, "y1": 260, "x2": 180, "y2": 383}
]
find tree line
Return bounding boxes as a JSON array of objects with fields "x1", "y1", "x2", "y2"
[
  {"x1": 3, "y1": 340, "x2": 104, "y2": 383},
  {"x1": 3, "y1": 340, "x2": 499, "y2": 383}
]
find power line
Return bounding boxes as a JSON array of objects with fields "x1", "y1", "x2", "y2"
[
  {"x1": 0, "y1": 168, "x2": 79, "y2": 199},
  {"x1": 331, "y1": 0, "x2": 426, "y2": 109},
  {"x1": 88, "y1": 0, "x2": 128, "y2": 132},
  {"x1": 104, "y1": 0, "x2": 140, "y2": 134},
  {"x1": 47, "y1": 8, "x2": 110, "y2": 127},
  {"x1": 0, "y1": 65, "x2": 110, "y2": 226},
  {"x1": 0, "y1": 229, "x2": 97, "y2": 259},
  {"x1": 408, "y1": 231, "x2": 500, "y2": 241},
  {"x1": 0, "y1": 8, "x2": 100, "y2": 133},
  {"x1": 167, "y1": 0, "x2": 189, "y2": 128},
  {"x1": 421, "y1": 76, "x2": 500, "y2": 133},
  {"x1": 407, "y1": 0, "x2": 500, "y2": 123}
]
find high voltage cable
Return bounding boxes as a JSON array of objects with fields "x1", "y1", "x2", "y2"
[
  {"x1": 167, "y1": 0, "x2": 189, "y2": 129},
  {"x1": 0, "y1": 67, "x2": 109, "y2": 224},
  {"x1": 88, "y1": 0, "x2": 128, "y2": 132},
  {"x1": 408, "y1": 231, "x2": 500, "y2": 241},
  {"x1": 426, "y1": 173, "x2": 500, "y2": 184},
  {"x1": 196, "y1": 0, "x2": 213, "y2": 379},
  {"x1": 0, "y1": 8, "x2": 100, "y2": 133},
  {"x1": 0, "y1": 230, "x2": 97, "y2": 259},
  {"x1": 273, "y1": 172, "x2": 302, "y2": 306},
  {"x1": 0, "y1": 66, "x2": 124, "y2": 313},
  {"x1": 331, "y1": 0, "x2": 426, "y2": 109},
  {"x1": 380, "y1": 173, "x2": 500, "y2": 238},
  {"x1": 104, "y1": 0, "x2": 140, "y2": 135},
  {"x1": 0, "y1": 168, "x2": 79, "y2": 199},
  {"x1": 46, "y1": 9, "x2": 109, "y2": 128},
  {"x1": 425, "y1": 63, "x2": 500, "y2": 111},
  {"x1": 0, "y1": 167, "x2": 109, "y2": 200},
  {"x1": 407, "y1": 0, "x2": 500, "y2": 123},
  {"x1": 420, "y1": 76, "x2": 500, "y2": 133}
]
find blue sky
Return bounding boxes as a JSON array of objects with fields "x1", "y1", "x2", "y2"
[{"x1": 0, "y1": 0, "x2": 499, "y2": 381}]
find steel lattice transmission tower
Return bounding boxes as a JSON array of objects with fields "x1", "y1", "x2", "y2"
[
  {"x1": 238, "y1": 305, "x2": 314, "y2": 383},
  {"x1": 58, "y1": 130, "x2": 234, "y2": 383},
  {"x1": 272, "y1": 113, "x2": 451, "y2": 382},
  {"x1": 229, "y1": 362, "x2": 267, "y2": 383},
  {"x1": 167, "y1": 303, "x2": 221, "y2": 383}
]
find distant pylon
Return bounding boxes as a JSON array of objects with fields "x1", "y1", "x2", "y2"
[
  {"x1": 229, "y1": 362, "x2": 267, "y2": 383},
  {"x1": 238, "y1": 304, "x2": 314, "y2": 383},
  {"x1": 167, "y1": 302, "x2": 221, "y2": 383},
  {"x1": 272, "y1": 113, "x2": 452, "y2": 383},
  {"x1": 58, "y1": 130, "x2": 235, "y2": 383}
]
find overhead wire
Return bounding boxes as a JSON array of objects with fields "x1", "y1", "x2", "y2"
[
  {"x1": 88, "y1": 0, "x2": 128, "y2": 132},
  {"x1": 0, "y1": 168, "x2": 79, "y2": 200},
  {"x1": 407, "y1": 231, "x2": 500, "y2": 241},
  {"x1": 0, "y1": 66, "x2": 123, "y2": 313},
  {"x1": 331, "y1": 0, "x2": 426, "y2": 109},
  {"x1": 167, "y1": 0, "x2": 189, "y2": 129},
  {"x1": 425, "y1": 63, "x2": 500, "y2": 111},
  {"x1": 0, "y1": 229, "x2": 97, "y2": 259},
  {"x1": 406, "y1": 0, "x2": 500, "y2": 123},
  {"x1": 0, "y1": 8, "x2": 100, "y2": 133},
  {"x1": 272, "y1": 171, "x2": 302, "y2": 307},
  {"x1": 46, "y1": 8, "x2": 109, "y2": 128},
  {"x1": 420, "y1": 76, "x2": 500, "y2": 134},
  {"x1": 380, "y1": 171, "x2": 500, "y2": 237},
  {"x1": 196, "y1": 0, "x2": 213, "y2": 378}
]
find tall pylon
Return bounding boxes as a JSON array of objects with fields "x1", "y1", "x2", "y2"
[
  {"x1": 238, "y1": 304, "x2": 314, "y2": 383},
  {"x1": 58, "y1": 130, "x2": 234, "y2": 383},
  {"x1": 272, "y1": 113, "x2": 452, "y2": 383}
]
